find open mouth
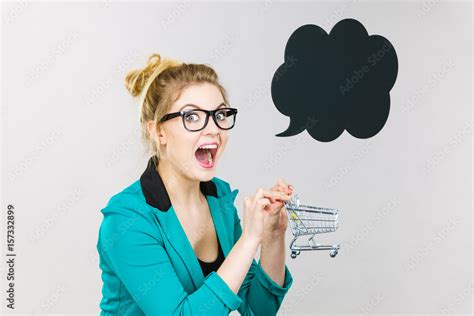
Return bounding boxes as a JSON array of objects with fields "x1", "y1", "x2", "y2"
[{"x1": 194, "y1": 143, "x2": 218, "y2": 168}]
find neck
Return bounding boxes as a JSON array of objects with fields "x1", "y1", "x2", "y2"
[{"x1": 156, "y1": 158, "x2": 205, "y2": 210}]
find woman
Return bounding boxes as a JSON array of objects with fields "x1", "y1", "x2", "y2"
[{"x1": 97, "y1": 53, "x2": 294, "y2": 315}]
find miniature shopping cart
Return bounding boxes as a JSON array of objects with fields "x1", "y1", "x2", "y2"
[{"x1": 284, "y1": 194, "x2": 340, "y2": 259}]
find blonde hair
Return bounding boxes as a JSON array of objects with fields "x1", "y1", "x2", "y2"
[{"x1": 124, "y1": 53, "x2": 230, "y2": 164}]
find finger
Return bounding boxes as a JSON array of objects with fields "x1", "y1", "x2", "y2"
[
  {"x1": 261, "y1": 197, "x2": 287, "y2": 216},
  {"x1": 256, "y1": 198, "x2": 271, "y2": 210},
  {"x1": 250, "y1": 192, "x2": 271, "y2": 204},
  {"x1": 270, "y1": 183, "x2": 280, "y2": 192},
  {"x1": 269, "y1": 188, "x2": 290, "y2": 199},
  {"x1": 275, "y1": 178, "x2": 293, "y2": 194},
  {"x1": 257, "y1": 198, "x2": 271, "y2": 205},
  {"x1": 267, "y1": 204, "x2": 284, "y2": 215},
  {"x1": 271, "y1": 178, "x2": 286, "y2": 192},
  {"x1": 256, "y1": 188, "x2": 291, "y2": 202},
  {"x1": 277, "y1": 178, "x2": 287, "y2": 188},
  {"x1": 272, "y1": 177, "x2": 284, "y2": 187},
  {"x1": 244, "y1": 196, "x2": 251, "y2": 206}
]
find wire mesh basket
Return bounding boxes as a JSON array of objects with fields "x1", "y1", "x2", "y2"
[{"x1": 284, "y1": 194, "x2": 340, "y2": 258}]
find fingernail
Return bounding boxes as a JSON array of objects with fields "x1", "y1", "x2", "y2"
[{"x1": 288, "y1": 184, "x2": 293, "y2": 189}]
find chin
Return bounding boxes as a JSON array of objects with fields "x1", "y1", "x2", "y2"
[{"x1": 195, "y1": 166, "x2": 216, "y2": 182}]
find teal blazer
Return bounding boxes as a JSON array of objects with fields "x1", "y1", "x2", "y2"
[{"x1": 97, "y1": 157, "x2": 293, "y2": 315}]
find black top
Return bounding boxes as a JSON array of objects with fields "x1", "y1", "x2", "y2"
[{"x1": 197, "y1": 237, "x2": 224, "y2": 278}]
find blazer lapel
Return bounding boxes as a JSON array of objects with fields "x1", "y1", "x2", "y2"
[
  {"x1": 154, "y1": 188, "x2": 240, "y2": 290},
  {"x1": 153, "y1": 204, "x2": 205, "y2": 290},
  {"x1": 207, "y1": 188, "x2": 239, "y2": 258}
]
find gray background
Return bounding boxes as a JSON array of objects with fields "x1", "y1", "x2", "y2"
[{"x1": 1, "y1": 1, "x2": 472, "y2": 315}]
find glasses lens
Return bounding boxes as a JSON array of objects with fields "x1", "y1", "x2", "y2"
[
  {"x1": 214, "y1": 109, "x2": 236, "y2": 129},
  {"x1": 183, "y1": 110, "x2": 207, "y2": 131}
]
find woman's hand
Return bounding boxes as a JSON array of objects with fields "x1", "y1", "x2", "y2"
[
  {"x1": 262, "y1": 179, "x2": 293, "y2": 237},
  {"x1": 241, "y1": 188, "x2": 292, "y2": 244}
]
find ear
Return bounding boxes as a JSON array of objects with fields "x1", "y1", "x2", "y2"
[{"x1": 147, "y1": 120, "x2": 167, "y2": 146}]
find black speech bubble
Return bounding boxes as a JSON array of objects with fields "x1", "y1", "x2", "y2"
[{"x1": 271, "y1": 18, "x2": 398, "y2": 142}]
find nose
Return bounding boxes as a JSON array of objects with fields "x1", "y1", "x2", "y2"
[{"x1": 202, "y1": 115, "x2": 220, "y2": 135}]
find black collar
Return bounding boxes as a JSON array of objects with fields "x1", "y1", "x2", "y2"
[{"x1": 140, "y1": 155, "x2": 218, "y2": 211}]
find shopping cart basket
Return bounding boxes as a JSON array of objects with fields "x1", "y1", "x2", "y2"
[{"x1": 284, "y1": 194, "x2": 340, "y2": 258}]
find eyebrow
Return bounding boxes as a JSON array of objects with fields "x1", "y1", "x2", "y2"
[{"x1": 178, "y1": 103, "x2": 227, "y2": 112}]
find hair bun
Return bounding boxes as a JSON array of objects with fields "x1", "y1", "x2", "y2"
[
  {"x1": 124, "y1": 53, "x2": 163, "y2": 97},
  {"x1": 145, "y1": 53, "x2": 162, "y2": 71}
]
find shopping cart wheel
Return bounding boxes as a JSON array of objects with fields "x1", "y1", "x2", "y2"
[
  {"x1": 291, "y1": 252, "x2": 297, "y2": 259},
  {"x1": 329, "y1": 249, "x2": 338, "y2": 257}
]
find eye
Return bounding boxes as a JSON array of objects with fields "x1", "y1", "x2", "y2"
[
  {"x1": 184, "y1": 111, "x2": 201, "y2": 122},
  {"x1": 215, "y1": 110, "x2": 227, "y2": 121}
]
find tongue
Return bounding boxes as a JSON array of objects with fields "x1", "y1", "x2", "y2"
[{"x1": 195, "y1": 148, "x2": 209, "y2": 164}]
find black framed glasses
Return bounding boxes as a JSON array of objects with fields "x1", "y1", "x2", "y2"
[{"x1": 159, "y1": 107, "x2": 238, "y2": 132}]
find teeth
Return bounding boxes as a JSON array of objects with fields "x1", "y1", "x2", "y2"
[
  {"x1": 207, "y1": 149, "x2": 213, "y2": 164},
  {"x1": 199, "y1": 144, "x2": 217, "y2": 150}
]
